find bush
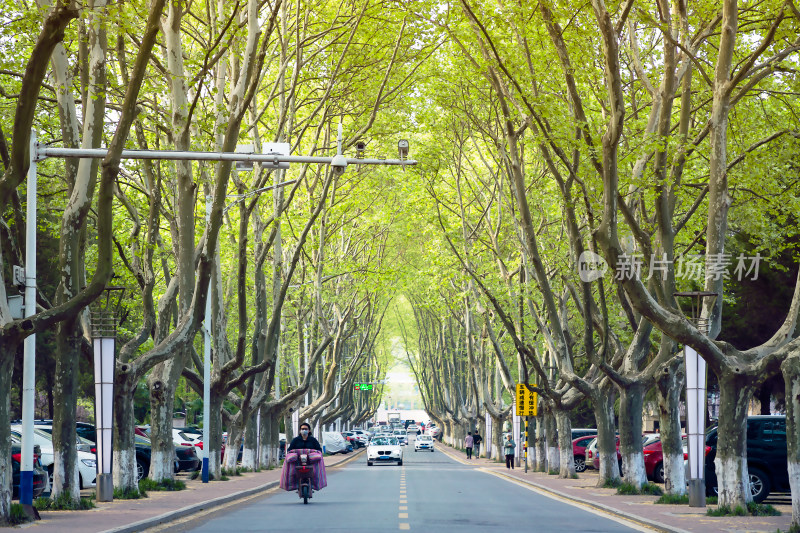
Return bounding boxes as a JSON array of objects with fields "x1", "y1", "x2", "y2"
[
  {"x1": 707, "y1": 505, "x2": 747, "y2": 517},
  {"x1": 655, "y1": 493, "x2": 689, "y2": 505},
  {"x1": 747, "y1": 502, "x2": 781, "y2": 516},
  {"x1": 602, "y1": 478, "x2": 622, "y2": 489},
  {"x1": 9, "y1": 503, "x2": 31, "y2": 525}
]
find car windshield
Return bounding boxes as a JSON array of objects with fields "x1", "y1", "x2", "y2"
[
  {"x1": 417, "y1": 435, "x2": 432, "y2": 441},
  {"x1": 393, "y1": 430, "x2": 404, "y2": 435},
  {"x1": 371, "y1": 437, "x2": 398, "y2": 446}
]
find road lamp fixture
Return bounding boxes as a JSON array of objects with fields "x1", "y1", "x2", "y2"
[
  {"x1": 674, "y1": 290, "x2": 718, "y2": 508},
  {"x1": 91, "y1": 285, "x2": 126, "y2": 502}
]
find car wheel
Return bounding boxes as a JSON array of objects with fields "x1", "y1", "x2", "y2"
[
  {"x1": 368, "y1": 461, "x2": 373, "y2": 466},
  {"x1": 574, "y1": 455, "x2": 586, "y2": 473},
  {"x1": 398, "y1": 459, "x2": 403, "y2": 466},
  {"x1": 748, "y1": 467, "x2": 770, "y2": 503},
  {"x1": 137, "y1": 460, "x2": 148, "y2": 481},
  {"x1": 653, "y1": 462, "x2": 665, "y2": 484}
]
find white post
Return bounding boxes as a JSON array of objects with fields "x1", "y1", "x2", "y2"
[
  {"x1": 93, "y1": 336, "x2": 115, "y2": 501},
  {"x1": 485, "y1": 412, "x2": 492, "y2": 458},
  {"x1": 20, "y1": 132, "x2": 37, "y2": 506},
  {"x1": 685, "y1": 345, "x2": 707, "y2": 506},
  {"x1": 512, "y1": 404, "x2": 520, "y2": 467},
  {"x1": 202, "y1": 197, "x2": 212, "y2": 483}
]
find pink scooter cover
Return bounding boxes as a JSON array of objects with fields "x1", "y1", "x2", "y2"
[{"x1": 280, "y1": 449, "x2": 327, "y2": 491}]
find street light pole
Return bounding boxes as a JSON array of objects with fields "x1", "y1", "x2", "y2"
[
  {"x1": 202, "y1": 198, "x2": 212, "y2": 483},
  {"x1": 19, "y1": 133, "x2": 38, "y2": 508},
  {"x1": 675, "y1": 290, "x2": 718, "y2": 508}
]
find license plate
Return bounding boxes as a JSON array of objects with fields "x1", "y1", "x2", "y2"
[{"x1": 378, "y1": 455, "x2": 394, "y2": 460}]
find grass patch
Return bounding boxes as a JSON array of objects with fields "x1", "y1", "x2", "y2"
[
  {"x1": 655, "y1": 493, "x2": 689, "y2": 505},
  {"x1": 138, "y1": 477, "x2": 186, "y2": 492},
  {"x1": 221, "y1": 466, "x2": 245, "y2": 477},
  {"x1": 190, "y1": 470, "x2": 200, "y2": 480},
  {"x1": 45, "y1": 491, "x2": 96, "y2": 510},
  {"x1": 616, "y1": 482, "x2": 663, "y2": 496},
  {"x1": 707, "y1": 502, "x2": 780, "y2": 517},
  {"x1": 707, "y1": 504, "x2": 747, "y2": 517},
  {"x1": 114, "y1": 486, "x2": 145, "y2": 499},
  {"x1": 602, "y1": 478, "x2": 622, "y2": 489},
  {"x1": 570, "y1": 473, "x2": 579, "y2": 479},
  {"x1": 748, "y1": 502, "x2": 781, "y2": 516},
  {"x1": 707, "y1": 496, "x2": 717, "y2": 504},
  {"x1": 33, "y1": 496, "x2": 53, "y2": 511},
  {"x1": 9, "y1": 503, "x2": 32, "y2": 525},
  {"x1": 548, "y1": 469, "x2": 559, "y2": 475}
]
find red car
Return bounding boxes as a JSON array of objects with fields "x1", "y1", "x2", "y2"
[
  {"x1": 572, "y1": 435, "x2": 596, "y2": 472},
  {"x1": 644, "y1": 437, "x2": 709, "y2": 483}
]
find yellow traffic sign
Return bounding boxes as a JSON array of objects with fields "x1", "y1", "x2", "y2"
[{"x1": 515, "y1": 383, "x2": 538, "y2": 416}]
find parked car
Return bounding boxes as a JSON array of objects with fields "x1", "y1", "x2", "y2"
[
  {"x1": 341, "y1": 431, "x2": 363, "y2": 449},
  {"x1": 572, "y1": 434, "x2": 596, "y2": 472},
  {"x1": 174, "y1": 442, "x2": 201, "y2": 472},
  {"x1": 367, "y1": 436, "x2": 403, "y2": 466},
  {"x1": 10, "y1": 425, "x2": 97, "y2": 489},
  {"x1": 322, "y1": 431, "x2": 347, "y2": 454},
  {"x1": 584, "y1": 437, "x2": 598, "y2": 469},
  {"x1": 414, "y1": 434, "x2": 435, "y2": 452},
  {"x1": 572, "y1": 428, "x2": 598, "y2": 440},
  {"x1": 10, "y1": 441, "x2": 47, "y2": 500},
  {"x1": 703, "y1": 415, "x2": 788, "y2": 503}
]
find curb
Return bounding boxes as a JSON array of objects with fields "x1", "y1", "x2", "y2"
[
  {"x1": 99, "y1": 449, "x2": 364, "y2": 533},
  {"x1": 437, "y1": 443, "x2": 689, "y2": 533}
]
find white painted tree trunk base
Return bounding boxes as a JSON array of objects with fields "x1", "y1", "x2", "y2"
[
  {"x1": 113, "y1": 448, "x2": 138, "y2": 491},
  {"x1": 664, "y1": 452, "x2": 686, "y2": 495},
  {"x1": 715, "y1": 454, "x2": 751, "y2": 507},
  {"x1": 149, "y1": 449, "x2": 175, "y2": 482},
  {"x1": 52, "y1": 450, "x2": 80, "y2": 499},
  {"x1": 788, "y1": 460, "x2": 800, "y2": 528},
  {"x1": 241, "y1": 448, "x2": 257, "y2": 470},
  {"x1": 546, "y1": 446, "x2": 559, "y2": 472},
  {"x1": 622, "y1": 451, "x2": 647, "y2": 487}
]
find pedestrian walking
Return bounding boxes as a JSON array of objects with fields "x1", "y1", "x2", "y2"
[
  {"x1": 464, "y1": 432, "x2": 474, "y2": 459},
  {"x1": 503, "y1": 434, "x2": 516, "y2": 469},
  {"x1": 472, "y1": 431, "x2": 482, "y2": 458}
]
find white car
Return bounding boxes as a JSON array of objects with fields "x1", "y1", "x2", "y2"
[
  {"x1": 11, "y1": 426, "x2": 97, "y2": 488},
  {"x1": 173, "y1": 428, "x2": 202, "y2": 448},
  {"x1": 322, "y1": 431, "x2": 347, "y2": 454},
  {"x1": 367, "y1": 436, "x2": 403, "y2": 466},
  {"x1": 414, "y1": 434, "x2": 435, "y2": 452},
  {"x1": 428, "y1": 426, "x2": 441, "y2": 438},
  {"x1": 406, "y1": 425, "x2": 421, "y2": 434},
  {"x1": 393, "y1": 429, "x2": 408, "y2": 446}
]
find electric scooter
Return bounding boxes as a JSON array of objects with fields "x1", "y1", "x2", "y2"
[{"x1": 296, "y1": 453, "x2": 314, "y2": 504}]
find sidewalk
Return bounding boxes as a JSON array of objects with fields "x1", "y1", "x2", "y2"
[
  {"x1": 437, "y1": 442, "x2": 793, "y2": 533},
  {"x1": 21, "y1": 450, "x2": 363, "y2": 533}
]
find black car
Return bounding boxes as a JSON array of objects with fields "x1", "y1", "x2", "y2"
[
  {"x1": 704, "y1": 415, "x2": 788, "y2": 502},
  {"x1": 174, "y1": 444, "x2": 200, "y2": 473},
  {"x1": 11, "y1": 442, "x2": 48, "y2": 500}
]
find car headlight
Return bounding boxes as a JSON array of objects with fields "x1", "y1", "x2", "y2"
[{"x1": 81, "y1": 459, "x2": 97, "y2": 468}]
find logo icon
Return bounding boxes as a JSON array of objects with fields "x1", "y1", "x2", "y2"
[{"x1": 578, "y1": 251, "x2": 608, "y2": 282}]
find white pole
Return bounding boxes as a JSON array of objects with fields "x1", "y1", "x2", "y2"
[
  {"x1": 20, "y1": 132, "x2": 37, "y2": 505},
  {"x1": 202, "y1": 197, "x2": 212, "y2": 483}
]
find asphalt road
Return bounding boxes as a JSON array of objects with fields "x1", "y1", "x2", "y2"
[{"x1": 180, "y1": 436, "x2": 647, "y2": 532}]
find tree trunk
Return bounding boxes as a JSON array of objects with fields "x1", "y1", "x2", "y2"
[
  {"x1": 241, "y1": 409, "x2": 258, "y2": 470},
  {"x1": 714, "y1": 372, "x2": 756, "y2": 508},
  {"x1": 112, "y1": 377, "x2": 138, "y2": 492},
  {"x1": 52, "y1": 327, "x2": 80, "y2": 498},
  {"x1": 224, "y1": 413, "x2": 243, "y2": 470},
  {"x1": 147, "y1": 375, "x2": 177, "y2": 481},
  {"x1": 534, "y1": 415, "x2": 547, "y2": 472},
  {"x1": 781, "y1": 354, "x2": 800, "y2": 528},
  {"x1": 619, "y1": 384, "x2": 647, "y2": 487},
  {"x1": 0, "y1": 349, "x2": 13, "y2": 523},
  {"x1": 491, "y1": 414, "x2": 503, "y2": 461},
  {"x1": 556, "y1": 410, "x2": 575, "y2": 478},
  {"x1": 544, "y1": 408, "x2": 559, "y2": 473},
  {"x1": 656, "y1": 359, "x2": 686, "y2": 495},
  {"x1": 208, "y1": 394, "x2": 223, "y2": 480},
  {"x1": 595, "y1": 389, "x2": 621, "y2": 486}
]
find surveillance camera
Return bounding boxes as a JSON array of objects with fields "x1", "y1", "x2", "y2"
[
  {"x1": 355, "y1": 141, "x2": 366, "y2": 159},
  {"x1": 330, "y1": 154, "x2": 347, "y2": 176},
  {"x1": 398, "y1": 139, "x2": 409, "y2": 160}
]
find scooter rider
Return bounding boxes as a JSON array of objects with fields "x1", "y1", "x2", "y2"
[{"x1": 288, "y1": 422, "x2": 322, "y2": 452}]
